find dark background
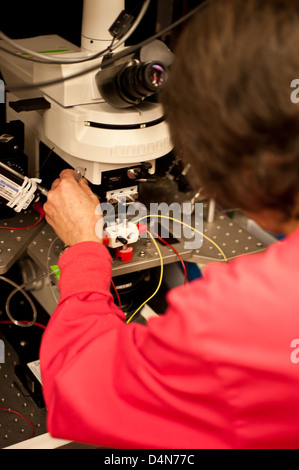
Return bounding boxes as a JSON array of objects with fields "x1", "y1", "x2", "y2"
[{"x1": 0, "y1": 1, "x2": 204, "y2": 48}]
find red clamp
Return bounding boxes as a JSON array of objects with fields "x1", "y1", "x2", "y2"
[
  {"x1": 102, "y1": 234, "x2": 110, "y2": 246},
  {"x1": 115, "y1": 245, "x2": 133, "y2": 263}
]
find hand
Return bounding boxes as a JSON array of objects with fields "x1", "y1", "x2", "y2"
[{"x1": 43, "y1": 169, "x2": 103, "y2": 246}]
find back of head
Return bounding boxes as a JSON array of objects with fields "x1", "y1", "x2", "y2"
[{"x1": 162, "y1": 0, "x2": 299, "y2": 218}]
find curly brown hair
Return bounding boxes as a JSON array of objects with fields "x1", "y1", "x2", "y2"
[{"x1": 162, "y1": 0, "x2": 299, "y2": 219}]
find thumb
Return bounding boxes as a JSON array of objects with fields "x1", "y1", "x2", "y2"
[{"x1": 79, "y1": 178, "x2": 99, "y2": 200}]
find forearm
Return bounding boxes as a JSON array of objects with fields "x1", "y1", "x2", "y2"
[
  {"x1": 40, "y1": 242, "x2": 125, "y2": 408},
  {"x1": 39, "y1": 241, "x2": 164, "y2": 448},
  {"x1": 39, "y1": 241, "x2": 232, "y2": 448},
  {"x1": 57, "y1": 242, "x2": 114, "y2": 302}
]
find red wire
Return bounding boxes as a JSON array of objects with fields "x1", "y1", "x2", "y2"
[
  {"x1": 0, "y1": 215, "x2": 43, "y2": 230},
  {"x1": 0, "y1": 320, "x2": 46, "y2": 330},
  {"x1": 111, "y1": 280, "x2": 121, "y2": 308},
  {"x1": 0, "y1": 196, "x2": 45, "y2": 231},
  {"x1": 28, "y1": 147, "x2": 55, "y2": 176},
  {"x1": 0, "y1": 407, "x2": 35, "y2": 439},
  {"x1": 0, "y1": 321, "x2": 45, "y2": 439},
  {"x1": 150, "y1": 230, "x2": 188, "y2": 285}
]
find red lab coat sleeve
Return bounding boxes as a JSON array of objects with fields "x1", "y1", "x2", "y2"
[{"x1": 39, "y1": 241, "x2": 233, "y2": 449}]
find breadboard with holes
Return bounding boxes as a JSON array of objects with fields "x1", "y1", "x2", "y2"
[
  {"x1": 0, "y1": 209, "x2": 45, "y2": 274},
  {"x1": 0, "y1": 330, "x2": 47, "y2": 448},
  {"x1": 26, "y1": 204, "x2": 270, "y2": 278}
]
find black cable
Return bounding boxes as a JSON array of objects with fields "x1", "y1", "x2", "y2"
[
  {"x1": 0, "y1": 0, "x2": 149, "y2": 65},
  {"x1": 6, "y1": 0, "x2": 211, "y2": 92}
]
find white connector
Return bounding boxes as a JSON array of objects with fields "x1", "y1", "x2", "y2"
[{"x1": 104, "y1": 219, "x2": 139, "y2": 248}]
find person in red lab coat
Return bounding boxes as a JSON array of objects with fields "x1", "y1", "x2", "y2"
[{"x1": 40, "y1": 0, "x2": 299, "y2": 449}]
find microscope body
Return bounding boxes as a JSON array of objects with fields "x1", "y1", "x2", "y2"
[{"x1": 0, "y1": 0, "x2": 173, "y2": 195}]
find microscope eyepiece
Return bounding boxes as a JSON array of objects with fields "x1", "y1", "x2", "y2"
[
  {"x1": 149, "y1": 64, "x2": 165, "y2": 87},
  {"x1": 96, "y1": 38, "x2": 173, "y2": 108},
  {"x1": 97, "y1": 59, "x2": 167, "y2": 108},
  {"x1": 118, "y1": 61, "x2": 166, "y2": 104}
]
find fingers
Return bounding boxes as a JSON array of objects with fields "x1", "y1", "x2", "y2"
[
  {"x1": 47, "y1": 172, "x2": 99, "y2": 215},
  {"x1": 43, "y1": 169, "x2": 102, "y2": 246},
  {"x1": 57, "y1": 170, "x2": 92, "y2": 190},
  {"x1": 59, "y1": 169, "x2": 77, "y2": 180},
  {"x1": 78, "y1": 178, "x2": 98, "y2": 200},
  {"x1": 79, "y1": 177, "x2": 90, "y2": 189},
  {"x1": 48, "y1": 169, "x2": 98, "y2": 203},
  {"x1": 50, "y1": 179, "x2": 59, "y2": 190},
  {"x1": 43, "y1": 202, "x2": 56, "y2": 222},
  {"x1": 50, "y1": 170, "x2": 88, "y2": 191},
  {"x1": 49, "y1": 170, "x2": 75, "y2": 192}
]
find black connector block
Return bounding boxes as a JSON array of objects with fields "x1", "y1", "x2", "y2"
[
  {"x1": 9, "y1": 97, "x2": 51, "y2": 113},
  {"x1": 109, "y1": 10, "x2": 135, "y2": 40}
]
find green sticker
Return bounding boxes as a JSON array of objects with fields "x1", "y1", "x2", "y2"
[
  {"x1": 50, "y1": 265, "x2": 61, "y2": 280},
  {"x1": 20, "y1": 49, "x2": 70, "y2": 57}
]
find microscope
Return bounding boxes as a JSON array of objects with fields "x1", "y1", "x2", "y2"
[
  {"x1": 0, "y1": 0, "x2": 192, "y2": 311},
  {"x1": 0, "y1": 0, "x2": 269, "y2": 308},
  {"x1": 0, "y1": 2, "x2": 172, "y2": 190},
  {"x1": 0, "y1": 0, "x2": 270, "y2": 306}
]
